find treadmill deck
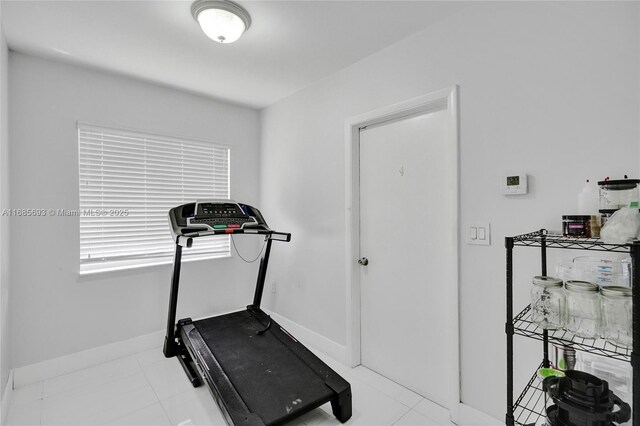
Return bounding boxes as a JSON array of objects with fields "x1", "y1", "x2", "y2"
[{"x1": 189, "y1": 310, "x2": 337, "y2": 425}]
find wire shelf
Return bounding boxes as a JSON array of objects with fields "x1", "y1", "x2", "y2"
[
  {"x1": 513, "y1": 305, "x2": 631, "y2": 362},
  {"x1": 513, "y1": 365, "x2": 545, "y2": 426},
  {"x1": 512, "y1": 230, "x2": 632, "y2": 253},
  {"x1": 507, "y1": 229, "x2": 639, "y2": 425}
]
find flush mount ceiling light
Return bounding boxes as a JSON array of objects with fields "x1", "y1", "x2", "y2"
[{"x1": 191, "y1": 0, "x2": 251, "y2": 44}]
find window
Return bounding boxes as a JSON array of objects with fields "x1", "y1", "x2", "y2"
[{"x1": 78, "y1": 123, "x2": 230, "y2": 274}]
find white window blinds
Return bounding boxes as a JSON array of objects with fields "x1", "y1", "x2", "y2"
[{"x1": 78, "y1": 124, "x2": 230, "y2": 274}]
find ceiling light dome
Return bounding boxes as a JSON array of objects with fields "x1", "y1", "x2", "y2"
[{"x1": 192, "y1": 0, "x2": 251, "y2": 44}]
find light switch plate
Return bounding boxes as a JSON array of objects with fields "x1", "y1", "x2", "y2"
[{"x1": 468, "y1": 223, "x2": 491, "y2": 245}]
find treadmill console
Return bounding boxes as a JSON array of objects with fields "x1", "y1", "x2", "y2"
[
  {"x1": 188, "y1": 200, "x2": 259, "y2": 230},
  {"x1": 168, "y1": 199, "x2": 273, "y2": 242},
  {"x1": 197, "y1": 202, "x2": 242, "y2": 217}
]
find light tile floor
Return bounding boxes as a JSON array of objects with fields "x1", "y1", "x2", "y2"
[{"x1": 6, "y1": 346, "x2": 455, "y2": 426}]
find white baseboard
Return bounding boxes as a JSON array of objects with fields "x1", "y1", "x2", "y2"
[
  {"x1": 1, "y1": 369, "x2": 13, "y2": 425},
  {"x1": 13, "y1": 330, "x2": 164, "y2": 389},
  {"x1": 264, "y1": 309, "x2": 347, "y2": 364},
  {"x1": 456, "y1": 403, "x2": 502, "y2": 426}
]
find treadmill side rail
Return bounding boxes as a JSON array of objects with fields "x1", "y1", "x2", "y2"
[
  {"x1": 175, "y1": 318, "x2": 201, "y2": 387},
  {"x1": 178, "y1": 322, "x2": 266, "y2": 426}
]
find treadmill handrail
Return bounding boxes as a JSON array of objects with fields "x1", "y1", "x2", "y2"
[{"x1": 176, "y1": 229, "x2": 291, "y2": 248}]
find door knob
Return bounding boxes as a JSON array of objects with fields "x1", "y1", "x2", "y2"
[{"x1": 358, "y1": 257, "x2": 369, "y2": 266}]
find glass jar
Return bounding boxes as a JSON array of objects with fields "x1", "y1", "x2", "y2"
[
  {"x1": 564, "y1": 280, "x2": 600, "y2": 338},
  {"x1": 531, "y1": 276, "x2": 564, "y2": 330},
  {"x1": 601, "y1": 286, "x2": 632, "y2": 348}
]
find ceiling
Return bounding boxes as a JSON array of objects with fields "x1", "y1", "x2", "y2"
[{"x1": 1, "y1": 1, "x2": 467, "y2": 109}]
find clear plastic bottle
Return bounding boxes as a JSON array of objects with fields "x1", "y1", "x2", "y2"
[{"x1": 578, "y1": 179, "x2": 598, "y2": 215}]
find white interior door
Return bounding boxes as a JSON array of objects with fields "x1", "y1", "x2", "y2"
[{"x1": 359, "y1": 108, "x2": 451, "y2": 407}]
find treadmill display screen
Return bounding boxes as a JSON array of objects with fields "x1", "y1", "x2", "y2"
[{"x1": 198, "y1": 203, "x2": 244, "y2": 218}]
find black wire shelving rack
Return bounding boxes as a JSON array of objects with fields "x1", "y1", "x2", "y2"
[{"x1": 505, "y1": 229, "x2": 640, "y2": 426}]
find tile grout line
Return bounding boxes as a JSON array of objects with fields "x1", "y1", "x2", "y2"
[
  {"x1": 351, "y1": 367, "x2": 451, "y2": 418},
  {"x1": 389, "y1": 400, "x2": 413, "y2": 426},
  {"x1": 38, "y1": 381, "x2": 44, "y2": 426},
  {"x1": 106, "y1": 401, "x2": 171, "y2": 426},
  {"x1": 341, "y1": 373, "x2": 416, "y2": 425},
  {"x1": 135, "y1": 350, "x2": 180, "y2": 425},
  {"x1": 346, "y1": 367, "x2": 450, "y2": 425},
  {"x1": 44, "y1": 356, "x2": 155, "y2": 426},
  {"x1": 134, "y1": 351, "x2": 162, "y2": 402},
  {"x1": 157, "y1": 400, "x2": 174, "y2": 426},
  {"x1": 103, "y1": 390, "x2": 160, "y2": 426},
  {"x1": 40, "y1": 356, "x2": 142, "y2": 400},
  {"x1": 347, "y1": 368, "x2": 425, "y2": 410},
  {"x1": 38, "y1": 397, "x2": 43, "y2": 426},
  {"x1": 390, "y1": 409, "x2": 408, "y2": 426},
  {"x1": 7, "y1": 380, "x2": 45, "y2": 426}
]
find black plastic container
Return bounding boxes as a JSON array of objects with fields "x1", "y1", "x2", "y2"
[{"x1": 543, "y1": 370, "x2": 630, "y2": 426}]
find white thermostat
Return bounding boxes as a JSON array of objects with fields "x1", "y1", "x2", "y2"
[{"x1": 502, "y1": 174, "x2": 528, "y2": 195}]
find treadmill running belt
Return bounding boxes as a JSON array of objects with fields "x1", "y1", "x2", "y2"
[{"x1": 194, "y1": 311, "x2": 334, "y2": 425}]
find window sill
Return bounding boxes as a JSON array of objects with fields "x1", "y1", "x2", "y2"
[{"x1": 78, "y1": 253, "x2": 232, "y2": 280}]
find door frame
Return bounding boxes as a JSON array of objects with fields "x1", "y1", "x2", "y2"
[{"x1": 344, "y1": 86, "x2": 460, "y2": 419}]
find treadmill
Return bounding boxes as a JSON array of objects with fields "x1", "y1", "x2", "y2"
[{"x1": 163, "y1": 200, "x2": 352, "y2": 426}]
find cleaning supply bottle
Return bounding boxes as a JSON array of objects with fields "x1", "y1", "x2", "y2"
[
  {"x1": 578, "y1": 179, "x2": 598, "y2": 215},
  {"x1": 589, "y1": 216, "x2": 601, "y2": 238}
]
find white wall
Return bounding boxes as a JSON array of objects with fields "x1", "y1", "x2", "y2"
[
  {"x1": 260, "y1": 1, "x2": 639, "y2": 420},
  {"x1": 9, "y1": 52, "x2": 261, "y2": 368},
  {"x1": 0, "y1": 0, "x2": 10, "y2": 412}
]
